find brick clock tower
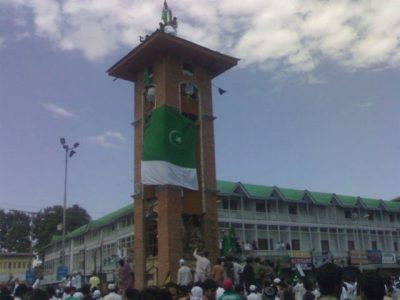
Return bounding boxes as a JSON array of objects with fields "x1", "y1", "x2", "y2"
[{"x1": 108, "y1": 24, "x2": 238, "y2": 287}]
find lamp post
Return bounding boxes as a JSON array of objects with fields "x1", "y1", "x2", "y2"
[{"x1": 60, "y1": 138, "x2": 79, "y2": 266}]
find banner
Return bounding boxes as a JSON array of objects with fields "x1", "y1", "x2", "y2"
[
  {"x1": 382, "y1": 252, "x2": 396, "y2": 264},
  {"x1": 290, "y1": 257, "x2": 312, "y2": 270},
  {"x1": 367, "y1": 250, "x2": 382, "y2": 264},
  {"x1": 141, "y1": 105, "x2": 198, "y2": 190},
  {"x1": 349, "y1": 250, "x2": 368, "y2": 265},
  {"x1": 57, "y1": 265, "x2": 68, "y2": 281}
]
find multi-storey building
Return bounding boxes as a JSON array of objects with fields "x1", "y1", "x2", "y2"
[
  {"x1": 42, "y1": 181, "x2": 400, "y2": 284},
  {"x1": 0, "y1": 253, "x2": 34, "y2": 283},
  {"x1": 43, "y1": 204, "x2": 134, "y2": 284}
]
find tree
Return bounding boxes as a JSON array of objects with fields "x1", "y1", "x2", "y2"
[
  {"x1": 1, "y1": 210, "x2": 31, "y2": 253},
  {"x1": 32, "y1": 204, "x2": 91, "y2": 257},
  {"x1": 0, "y1": 209, "x2": 8, "y2": 251}
]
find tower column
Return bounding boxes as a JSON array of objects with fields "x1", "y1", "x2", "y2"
[
  {"x1": 133, "y1": 196, "x2": 146, "y2": 289},
  {"x1": 156, "y1": 186, "x2": 184, "y2": 283}
]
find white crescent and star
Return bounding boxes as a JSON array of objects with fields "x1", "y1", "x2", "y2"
[{"x1": 169, "y1": 130, "x2": 182, "y2": 146}]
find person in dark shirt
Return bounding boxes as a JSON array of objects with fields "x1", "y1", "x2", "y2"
[
  {"x1": 302, "y1": 278, "x2": 315, "y2": 300},
  {"x1": 359, "y1": 271, "x2": 385, "y2": 300},
  {"x1": 242, "y1": 257, "x2": 256, "y2": 294}
]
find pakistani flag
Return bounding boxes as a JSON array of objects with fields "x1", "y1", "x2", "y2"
[{"x1": 141, "y1": 105, "x2": 198, "y2": 190}]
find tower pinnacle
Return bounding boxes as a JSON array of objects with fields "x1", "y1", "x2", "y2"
[{"x1": 159, "y1": 1, "x2": 178, "y2": 35}]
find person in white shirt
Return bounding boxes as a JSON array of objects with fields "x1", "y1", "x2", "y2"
[
  {"x1": 103, "y1": 284, "x2": 122, "y2": 300},
  {"x1": 177, "y1": 259, "x2": 193, "y2": 288},
  {"x1": 93, "y1": 290, "x2": 102, "y2": 300},
  {"x1": 72, "y1": 272, "x2": 82, "y2": 289},
  {"x1": 32, "y1": 277, "x2": 41, "y2": 290},
  {"x1": 247, "y1": 285, "x2": 261, "y2": 300},
  {"x1": 341, "y1": 280, "x2": 355, "y2": 300},
  {"x1": 233, "y1": 259, "x2": 243, "y2": 286},
  {"x1": 293, "y1": 278, "x2": 306, "y2": 300},
  {"x1": 193, "y1": 248, "x2": 211, "y2": 282}
]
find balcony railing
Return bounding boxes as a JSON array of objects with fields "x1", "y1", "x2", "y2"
[{"x1": 218, "y1": 209, "x2": 392, "y2": 228}]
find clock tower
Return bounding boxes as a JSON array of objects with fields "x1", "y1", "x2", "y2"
[{"x1": 107, "y1": 22, "x2": 238, "y2": 287}]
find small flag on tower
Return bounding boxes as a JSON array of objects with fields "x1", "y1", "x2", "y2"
[{"x1": 161, "y1": 0, "x2": 172, "y2": 24}]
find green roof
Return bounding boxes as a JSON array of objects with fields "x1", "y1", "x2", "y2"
[
  {"x1": 48, "y1": 203, "x2": 134, "y2": 246},
  {"x1": 383, "y1": 201, "x2": 400, "y2": 211},
  {"x1": 89, "y1": 203, "x2": 133, "y2": 230},
  {"x1": 241, "y1": 182, "x2": 274, "y2": 198},
  {"x1": 216, "y1": 180, "x2": 390, "y2": 209},
  {"x1": 67, "y1": 224, "x2": 89, "y2": 238},
  {"x1": 217, "y1": 180, "x2": 238, "y2": 194},
  {"x1": 277, "y1": 187, "x2": 305, "y2": 201},
  {"x1": 50, "y1": 235, "x2": 62, "y2": 243},
  {"x1": 360, "y1": 198, "x2": 382, "y2": 209},
  {"x1": 308, "y1": 191, "x2": 333, "y2": 205},
  {"x1": 335, "y1": 194, "x2": 359, "y2": 207}
]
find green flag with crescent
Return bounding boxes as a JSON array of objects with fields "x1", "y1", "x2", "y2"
[
  {"x1": 141, "y1": 105, "x2": 198, "y2": 190},
  {"x1": 221, "y1": 227, "x2": 236, "y2": 256}
]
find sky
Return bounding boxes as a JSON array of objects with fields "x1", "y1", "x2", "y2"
[{"x1": 0, "y1": 0, "x2": 399, "y2": 219}]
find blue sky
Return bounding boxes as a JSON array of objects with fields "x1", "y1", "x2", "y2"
[{"x1": 1, "y1": 0, "x2": 399, "y2": 219}]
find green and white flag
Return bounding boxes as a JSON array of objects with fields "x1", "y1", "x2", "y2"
[{"x1": 141, "y1": 105, "x2": 198, "y2": 190}]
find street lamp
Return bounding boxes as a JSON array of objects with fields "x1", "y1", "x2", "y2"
[{"x1": 60, "y1": 138, "x2": 79, "y2": 266}]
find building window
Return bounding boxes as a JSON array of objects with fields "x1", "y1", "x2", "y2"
[
  {"x1": 182, "y1": 63, "x2": 194, "y2": 76},
  {"x1": 371, "y1": 241, "x2": 378, "y2": 250},
  {"x1": 230, "y1": 200, "x2": 239, "y2": 211},
  {"x1": 258, "y1": 238, "x2": 269, "y2": 250},
  {"x1": 267, "y1": 202, "x2": 272, "y2": 212},
  {"x1": 222, "y1": 199, "x2": 229, "y2": 210},
  {"x1": 292, "y1": 239, "x2": 300, "y2": 250},
  {"x1": 367, "y1": 213, "x2": 373, "y2": 221},
  {"x1": 321, "y1": 240, "x2": 330, "y2": 251},
  {"x1": 218, "y1": 222, "x2": 229, "y2": 228},
  {"x1": 348, "y1": 240, "x2": 355, "y2": 250},
  {"x1": 394, "y1": 242, "x2": 398, "y2": 252},
  {"x1": 256, "y1": 201, "x2": 266, "y2": 213},
  {"x1": 390, "y1": 213, "x2": 394, "y2": 222},
  {"x1": 288, "y1": 204, "x2": 297, "y2": 215},
  {"x1": 344, "y1": 209, "x2": 352, "y2": 219}
]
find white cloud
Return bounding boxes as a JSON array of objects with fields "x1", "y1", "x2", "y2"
[
  {"x1": 2, "y1": 0, "x2": 400, "y2": 72},
  {"x1": 41, "y1": 103, "x2": 78, "y2": 119},
  {"x1": 85, "y1": 131, "x2": 127, "y2": 148}
]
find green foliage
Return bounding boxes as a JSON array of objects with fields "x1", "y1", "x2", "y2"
[
  {"x1": 0, "y1": 209, "x2": 6, "y2": 250},
  {"x1": 0, "y1": 210, "x2": 31, "y2": 253},
  {"x1": 32, "y1": 204, "x2": 91, "y2": 257}
]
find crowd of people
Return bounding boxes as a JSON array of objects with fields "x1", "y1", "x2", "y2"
[{"x1": 1, "y1": 253, "x2": 400, "y2": 300}]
